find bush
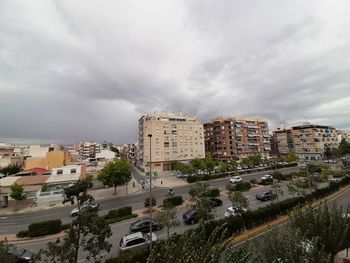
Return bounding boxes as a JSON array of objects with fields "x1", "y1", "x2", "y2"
[
  {"x1": 250, "y1": 178, "x2": 257, "y2": 185},
  {"x1": 144, "y1": 197, "x2": 156, "y2": 208},
  {"x1": 105, "y1": 206, "x2": 132, "y2": 220},
  {"x1": 163, "y1": 196, "x2": 183, "y2": 207},
  {"x1": 272, "y1": 171, "x2": 283, "y2": 181},
  {"x1": 106, "y1": 249, "x2": 149, "y2": 263},
  {"x1": 333, "y1": 170, "x2": 346, "y2": 178},
  {"x1": 205, "y1": 188, "x2": 220, "y2": 197},
  {"x1": 259, "y1": 178, "x2": 273, "y2": 185},
  {"x1": 61, "y1": 223, "x2": 71, "y2": 231},
  {"x1": 226, "y1": 184, "x2": 236, "y2": 192},
  {"x1": 16, "y1": 230, "x2": 29, "y2": 238},
  {"x1": 105, "y1": 214, "x2": 137, "y2": 225},
  {"x1": 235, "y1": 182, "x2": 251, "y2": 192},
  {"x1": 28, "y1": 219, "x2": 62, "y2": 237}
]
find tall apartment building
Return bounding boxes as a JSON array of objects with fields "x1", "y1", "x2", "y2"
[
  {"x1": 271, "y1": 128, "x2": 294, "y2": 156},
  {"x1": 272, "y1": 123, "x2": 339, "y2": 160},
  {"x1": 137, "y1": 112, "x2": 205, "y2": 174},
  {"x1": 74, "y1": 141, "x2": 101, "y2": 159},
  {"x1": 204, "y1": 116, "x2": 270, "y2": 162}
]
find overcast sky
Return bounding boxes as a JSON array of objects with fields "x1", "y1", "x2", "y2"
[{"x1": 1, "y1": 0, "x2": 350, "y2": 144}]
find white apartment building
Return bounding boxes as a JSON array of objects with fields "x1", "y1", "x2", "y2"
[
  {"x1": 75, "y1": 141, "x2": 101, "y2": 159},
  {"x1": 137, "y1": 112, "x2": 205, "y2": 175}
]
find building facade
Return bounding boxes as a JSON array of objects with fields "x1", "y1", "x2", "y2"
[
  {"x1": 137, "y1": 112, "x2": 205, "y2": 174},
  {"x1": 75, "y1": 141, "x2": 102, "y2": 159},
  {"x1": 271, "y1": 128, "x2": 294, "y2": 156},
  {"x1": 272, "y1": 123, "x2": 339, "y2": 160},
  {"x1": 204, "y1": 116, "x2": 270, "y2": 162}
]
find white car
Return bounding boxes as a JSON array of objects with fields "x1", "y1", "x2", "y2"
[
  {"x1": 70, "y1": 202, "x2": 99, "y2": 217},
  {"x1": 224, "y1": 206, "x2": 247, "y2": 217},
  {"x1": 261, "y1": 174, "x2": 273, "y2": 180},
  {"x1": 230, "y1": 176, "x2": 243, "y2": 184},
  {"x1": 119, "y1": 231, "x2": 157, "y2": 254}
]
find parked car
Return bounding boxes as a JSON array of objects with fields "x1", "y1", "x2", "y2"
[
  {"x1": 224, "y1": 206, "x2": 247, "y2": 217},
  {"x1": 256, "y1": 191, "x2": 276, "y2": 201},
  {"x1": 230, "y1": 176, "x2": 243, "y2": 184},
  {"x1": 183, "y1": 210, "x2": 198, "y2": 225},
  {"x1": 261, "y1": 174, "x2": 273, "y2": 180},
  {"x1": 210, "y1": 197, "x2": 223, "y2": 207},
  {"x1": 237, "y1": 166, "x2": 242, "y2": 170},
  {"x1": 119, "y1": 232, "x2": 157, "y2": 254},
  {"x1": 70, "y1": 202, "x2": 99, "y2": 217},
  {"x1": 129, "y1": 218, "x2": 162, "y2": 233},
  {"x1": 7, "y1": 244, "x2": 35, "y2": 263}
]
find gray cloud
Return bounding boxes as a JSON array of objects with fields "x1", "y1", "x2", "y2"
[{"x1": 0, "y1": 0, "x2": 350, "y2": 144}]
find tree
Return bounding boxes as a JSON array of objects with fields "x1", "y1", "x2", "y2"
[
  {"x1": 290, "y1": 203, "x2": 350, "y2": 262},
  {"x1": 98, "y1": 159, "x2": 131, "y2": 195},
  {"x1": 204, "y1": 154, "x2": 217, "y2": 171},
  {"x1": 38, "y1": 210, "x2": 112, "y2": 263},
  {"x1": 157, "y1": 206, "x2": 180, "y2": 238},
  {"x1": 228, "y1": 192, "x2": 249, "y2": 211},
  {"x1": 270, "y1": 180, "x2": 284, "y2": 202},
  {"x1": 144, "y1": 196, "x2": 156, "y2": 208},
  {"x1": 9, "y1": 183, "x2": 26, "y2": 210},
  {"x1": 0, "y1": 163, "x2": 22, "y2": 175},
  {"x1": 63, "y1": 175, "x2": 93, "y2": 210},
  {"x1": 188, "y1": 182, "x2": 214, "y2": 221},
  {"x1": 191, "y1": 158, "x2": 205, "y2": 171},
  {"x1": 0, "y1": 241, "x2": 16, "y2": 263},
  {"x1": 254, "y1": 226, "x2": 330, "y2": 263}
]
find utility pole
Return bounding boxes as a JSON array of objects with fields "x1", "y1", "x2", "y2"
[{"x1": 148, "y1": 134, "x2": 153, "y2": 250}]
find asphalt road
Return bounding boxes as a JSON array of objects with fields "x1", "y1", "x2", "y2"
[{"x1": 0, "y1": 166, "x2": 299, "y2": 235}]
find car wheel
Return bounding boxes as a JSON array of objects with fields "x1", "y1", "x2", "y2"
[
  {"x1": 71, "y1": 213, "x2": 77, "y2": 217},
  {"x1": 191, "y1": 219, "x2": 195, "y2": 225}
]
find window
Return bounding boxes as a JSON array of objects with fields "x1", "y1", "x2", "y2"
[
  {"x1": 164, "y1": 142, "x2": 170, "y2": 147},
  {"x1": 57, "y1": 169, "x2": 63, "y2": 175},
  {"x1": 70, "y1": 169, "x2": 76, "y2": 174},
  {"x1": 172, "y1": 142, "x2": 177, "y2": 147},
  {"x1": 126, "y1": 238, "x2": 145, "y2": 247}
]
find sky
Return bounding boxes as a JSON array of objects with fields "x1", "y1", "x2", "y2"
[{"x1": 1, "y1": 0, "x2": 350, "y2": 144}]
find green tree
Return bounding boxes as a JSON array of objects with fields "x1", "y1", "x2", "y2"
[
  {"x1": 63, "y1": 175, "x2": 93, "y2": 209},
  {"x1": 204, "y1": 154, "x2": 217, "y2": 171},
  {"x1": 254, "y1": 226, "x2": 330, "y2": 263},
  {"x1": 0, "y1": 163, "x2": 22, "y2": 175},
  {"x1": 38, "y1": 210, "x2": 112, "y2": 263},
  {"x1": 144, "y1": 196, "x2": 156, "y2": 208},
  {"x1": 0, "y1": 241, "x2": 16, "y2": 263},
  {"x1": 9, "y1": 183, "x2": 26, "y2": 210},
  {"x1": 290, "y1": 203, "x2": 350, "y2": 262},
  {"x1": 98, "y1": 159, "x2": 131, "y2": 195},
  {"x1": 191, "y1": 158, "x2": 205, "y2": 171},
  {"x1": 270, "y1": 180, "x2": 284, "y2": 202},
  {"x1": 285, "y1": 154, "x2": 299, "y2": 163},
  {"x1": 188, "y1": 182, "x2": 214, "y2": 221},
  {"x1": 228, "y1": 191, "x2": 249, "y2": 211},
  {"x1": 157, "y1": 206, "x2": 180, "y2": 238}
]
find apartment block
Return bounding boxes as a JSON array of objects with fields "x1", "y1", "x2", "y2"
[
  {"x1": 272, "y1": 123, "x2": 339, "y2": 160},
  {"x1": 271, "y1": 128, "x2": 294, "y2": 155},
  {"x1": 204, "y1": 116, "x2": 270, "y2": 162},
  {"x1": 137, "y1": 112, "x2": 205, "y2": 174},
  {"x1": 75, "y1": 141, "x2": 101, "y2": 159}
]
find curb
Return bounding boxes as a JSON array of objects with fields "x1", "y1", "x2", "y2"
[{"x1": 224, "y1": 184, "x2": 350, "y2": 247}]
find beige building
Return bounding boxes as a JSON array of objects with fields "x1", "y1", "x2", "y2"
[
  {"x1": 74, "y1": 141, "x2": 101, "y2": 159},
  {"x1": 204, "y1": 116, "x2": 270, "y2": 162},
  {"x1": 137, "y1": 112, "x2": 205, "y2": 174},
  {"x1": 272, "y1": 123, "x2": 339, "y2": 160},
  {"x1": 25, "y1": 149, "x2": 74, "y2": 170}
]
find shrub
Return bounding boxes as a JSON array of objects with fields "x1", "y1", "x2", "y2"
[
  {"x1": 235, "y1": 182, "x2": 251, "y2": 192},
  {"x1": 41, "y1": 183, "x2": 49, "y2": 192},
  {"x1": 105, "y1": 206, "x2": 132, "y2": 220},
  {"x1": 28, "y1": 219, "x2": 62, "y2": 237},
  {"x1": 61, "y1": 223, "x2": 71, "y2": 231},
  {"x1": 16, "y1": 230, "x2": 29, "y2": 238},
  {"x1": 163, "y1": 195, "x2": 183, "y2": 207},
  {"x1": 272, "y1": 171, "x2": 283, "y2": 181},
  {"x1": 205, "y1": 188, "x2": 220, "y2": 197},
  {"x1": 105, "y1": 214, "x2": 137, "y2": 225},
  {"x1": 187, "y1": 175, "x2": 199, "y2": 183},
  {"x1": 225, "y1": 184, "x2": 236, "y2": 192},
  {"x1": 144, "y1": 197, "x2": 156, "y2": 208},
  {"x1": 106, "y1": 249, "x2": 149, "y2": 263},
  {"x1": 333, "y1": 170, "x2": 346, "y2": 178},
  {"x1": 250, "y1": 178, "x2": 257, "y2": 185},
  {"x1": 259, "y1": 178, "x2": 273, "y2": 185}
]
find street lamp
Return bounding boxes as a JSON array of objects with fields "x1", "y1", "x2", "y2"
[{"x1": 148, "y1": 134, "x2": 153, "y2": 250}]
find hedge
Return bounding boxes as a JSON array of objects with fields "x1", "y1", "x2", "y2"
[
  {"x1": 259, "y1": 178, "x2": 273, "y2": 185},
  {"x1": 28, "y1": 219, "x2": 62, "y2": 237},
  {"x1": 205, "y1": 188, "x2": 220, "y2": 197},
  {"x1": 105, "y1": 214, "x2": 137, "y2": 225},
  {"x1": 106, "y1": 250, "x2": 149, "y2": 263},
  {"x1": 104, "y1": 206, "x2": 132, "y2": 220},
  {"x1": 163, "y1": 196, "x2": 183, "y2": 207},
  {"x1": 235, "y1": 182, "x2": 251, "y2": 192}
]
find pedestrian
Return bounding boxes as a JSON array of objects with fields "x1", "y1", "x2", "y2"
[
  {"x1": 31, "y1": 197, "x2": 38, "y2": 207},
  {"x1": 133, "y1": 181, "x2": 135, "y2": 187},
  {"x1": 161, "y1": 180, "x2": 163, "y2": 185}
]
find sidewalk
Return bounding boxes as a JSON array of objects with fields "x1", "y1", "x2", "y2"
[
  {"x1": 0, "y1": 181, "x2": 141, "y2": 215},
  {"x1": 152, "y1": 172, "x2": 188, "y2": 188}
]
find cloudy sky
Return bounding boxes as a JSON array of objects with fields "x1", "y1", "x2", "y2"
[{"x1": 1, "y1": 0, "x2": 350, "y2": 144}]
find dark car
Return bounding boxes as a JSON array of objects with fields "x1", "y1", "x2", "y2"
[
  {"x1": 129, "y1": 218, "x2": 162, "y2": 233},
  {"x1": 210, "y1": 197, "x2": 223, "y2": 207},
  {"x1": 7, "y1": 245, "x2": 35, "y2": 263},
  {"x1": 256, "y1": 191, "x2": 275, "y2": 201},
  {"x1": 183, "y1": 210, "x2": 199, "y2": 225}
]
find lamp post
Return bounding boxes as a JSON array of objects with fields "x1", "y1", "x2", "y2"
[{"x1": 148, "y1": 134, "x2": 153, "y2": 250}]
